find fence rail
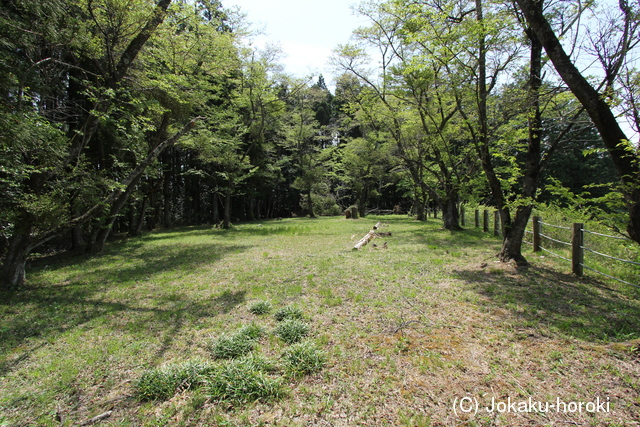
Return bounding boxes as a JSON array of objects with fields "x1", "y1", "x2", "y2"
[{"x1": 530, "y1": 216, "x2": 639, "y2": 289}]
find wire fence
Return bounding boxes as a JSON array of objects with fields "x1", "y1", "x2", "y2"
[{"x1": 527, "y1": 216, "x2": 640, "y2": 290}]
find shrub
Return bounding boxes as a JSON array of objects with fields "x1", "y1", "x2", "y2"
[
  {"x1": 249, "y1": 300, "x2": 272, "y2": 315},
  {"x1": 274, "y1": 305, "x2": 304, "y2": 321},
  {"x1": 275, "y1": 319, "x2": 310, "y2": 344},
  {"x1": 202, "y1": 357, "x2": 285, "y2": 404},
  {"x1": 135, "y1": 359, "x2": 215, "y2": 401},
  {"x1": 282, "y1": 341, "x2": 326, "y2": 376}
]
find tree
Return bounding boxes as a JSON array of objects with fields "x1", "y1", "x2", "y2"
[
  {"x1": 0, "y1": 0, "x2": 212, "y2": 289},
  {"x1": 282, "y1": 80, "x2": 328, "y2": 218},
  {"x1": 338, "y1": 0, "x2": 487, "y2": 228},
  {"x1": 515, "y1": 0, "x2": 640, "y2": 244}
]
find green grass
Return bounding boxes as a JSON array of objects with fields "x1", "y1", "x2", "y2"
[
  {"x1": 135, "y1": 359, "x2": 216, "y2": 401},
  {"x1": 1, "y1": 215, "x2": 639, "y2": 426},
  {"x1": 274, "y1": 305, "x2": 305, "y2": 321},
  {"x1": 249, "y1": 300, "x2": 272, "y2": 315},
  {"x1": 281, "y1": 340, "x2": 325, "y2": 376},
  {"x1": 274, "y1": 319, "x2": 310, "y2": 344},
  {"x1": 210, "y1": 324, "x2": 264, "y2": 360},
  {"x1": 202, "y1": 356, "x2": 285, "y2": 405}
]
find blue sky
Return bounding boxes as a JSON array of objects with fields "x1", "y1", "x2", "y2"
[{"x1": 223, "y1": 0, "x2": 369, "y2": 87}]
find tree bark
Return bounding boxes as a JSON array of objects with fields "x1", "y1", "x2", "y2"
[
  {"x1": 515, "y1": 0, "x2": 640, "y2": 243},
  {"x1": 162, "y1": 148, "x2": 174, "y2": 228},
  {"x1": 499, "y1": 11, "x2": 544, "y2": 265},
  {"x1": 441, "y1": 193, "x2": 463, "y2": 231},
  {"x1": 1, "y1": 222, "x2": 32, "y2": 289},
  {"x1": 353, "y1": 230, "x2": 376, "y2": 250},
  {"x1": 212, "y1": 192, "x2": 220, "y2": 225},
  {"x1": 70, "y1": 204, "x2": 86, "y2": 250},
  {"x1": 415, "y1": 185, "x2": 427, "y2": 221},
  {"x1": 473, "y1": 0, "x2": 513, "y2": 236},
  {"x1": 307, "y1": 188, "x2": 316, "y2": 218},
  {"x1": 223, "y1": 188, "x2": 232, "y2": 229},
  {"x1": 132, "y1": 196, "x2": 149, "y2": 237}
]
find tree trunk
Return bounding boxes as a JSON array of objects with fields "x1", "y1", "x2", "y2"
[
  {"x1": 499, "y1": 18, "x2": 544, "y2": 265},
  {"x1": 500, "y1": 205, "x2": 533, "y2": 264},
  {"x1": 442, "y1": 195, "x2": 463, "y2": 231},
  {"x1": 70, "y1": 204, "x2": 85, "y2": 250},
  {"x1": 162, "y1": 150, "x2": 173, "y2": 228},
  {"x1": 212, "y1": 192, "x2": 220, "y2": 225},
  {"x1": 353, "y1": 230, "x2": 376, "y2": 250},
  {"x1": 223, "y1": 189, "x2": 232, "y2": 229},
  {"x1": 516, "y1": 0, "x2": 640, "y2": 244},
  {"x1": 132, "y1": 196, "x2": 149, "y2": 237},
  {"x1": 415, "y1": 186, "x2": 427, "y2": 221},
  {"x1": 307, "y1": 188, "x2": 316, "y2": 218},
  {"x1": 473, "y1": 0, "x2": 513, "y2": 236},
  {"x1": 1, "y1": 224, "x2": 32, "y2": 289},
  {"x1": 249, "y1": 197, "x2": 256, "y2": 221}
]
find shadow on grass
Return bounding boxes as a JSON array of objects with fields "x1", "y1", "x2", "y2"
[
  {"x1": 0, "y1": 287, "x2": 248, "y2": 376},
  {"x1": 404, "y1": 224, "x2": 500, "y2": 248},
  {"x1": 454, "y1": 264, "x2": 640, "y2": 343},
  {"x1": 0, "y1": 240, "x2": 252, "y2": 376}
]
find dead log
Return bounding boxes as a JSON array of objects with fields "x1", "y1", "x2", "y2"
[
  {"x1": 353, "y1": 230, "x2": 376, "y2": 250},
  {"x1": 353, "y1": 221, "x2": 392, "y2": 250}
]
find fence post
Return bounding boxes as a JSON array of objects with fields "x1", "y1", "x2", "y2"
[
  {"x1": 532, "y1": 216, "x2": 541, "y2": 252},
  {"x1": 483, "y1": 210, "x2": 489, "y2": 232},
  {"x1": 475, "y1": 210, "x2": 479, "y2": 228},
  {"x1": 494, "y1": 211, "x2": 500, "y2": 237},
  {"x1": 572, "y1": 223, "x2": 584, "y2": 277},
  {"x1": 460, "y1": 206, "x2": 465, "y2": 226}
]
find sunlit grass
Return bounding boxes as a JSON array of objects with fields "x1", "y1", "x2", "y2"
[{"x1": 1, "y1": 215, "x2": 639, "y2": 425}]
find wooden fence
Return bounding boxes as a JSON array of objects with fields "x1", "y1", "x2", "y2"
[
  {"x1": 462, "y1": 208, "x2": 639, "y2": 289},
  {"x1": 526, "y1": 216, "x2": 639, "y2": 289},
  {"x1": 465, "y1": 208, "x2": 501, "y2": 237}
]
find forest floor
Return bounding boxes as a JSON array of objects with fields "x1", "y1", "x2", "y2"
[{"x1": 1, "y1": 216, "x2": 639, "y2": 426}]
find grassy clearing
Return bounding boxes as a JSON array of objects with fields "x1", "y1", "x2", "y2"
[{"x1": 1, "y1": 216, "x2": 639, "y2": 426}]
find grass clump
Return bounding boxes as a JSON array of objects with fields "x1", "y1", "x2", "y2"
[
  {"x1": 210, "y1": 324, "x2": 264, "y2": 359},
  {"x1": 135, "y1": 359, "x2": 215, "y2": 401},
  {"x1": 249, "y1": 300, "x2": 272, "y2": 315},
  {"x1": 282, "y1": 341, "x2": 325, "y2": 376},
  {"x1": 275, "y1": 319, "x2": 310, "y2": 344},
  {"x1": 237, "y1": 323, "x2": 265, "y2": 340},
  {"x1": 202, "y1": 357, "x2": 285, "y2": 404},
  {"x1": 274, "y1": 305, "x2": 304, "y2": 321}
]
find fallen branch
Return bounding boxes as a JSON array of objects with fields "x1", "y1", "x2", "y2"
[
  {"x1": 80, "y1": 410, "x2": 113, "y2": 426},
  {"x1": 353, "y1": 230, "x2": 376, "y2": 250},
  {"x1": 353, "y1": 222, "x2": 391, "y2": 250}
]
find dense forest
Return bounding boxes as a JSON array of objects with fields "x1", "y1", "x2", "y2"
[{"x1": 1, "y1": 0, "x2": 639, "y2": 288}]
